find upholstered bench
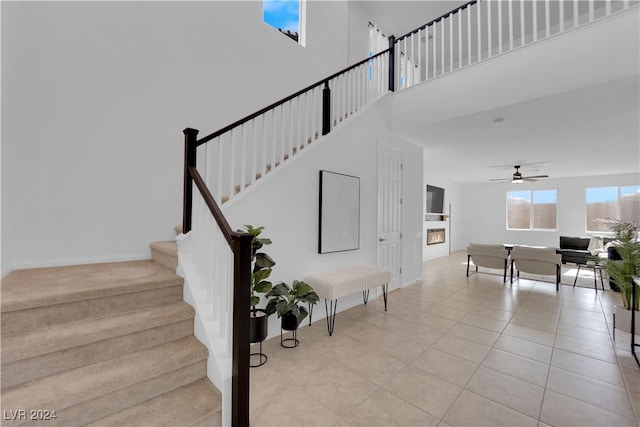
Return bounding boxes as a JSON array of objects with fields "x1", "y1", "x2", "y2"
[{"x1": 305, "y1": 265, "x2": 392, "y2": 336}]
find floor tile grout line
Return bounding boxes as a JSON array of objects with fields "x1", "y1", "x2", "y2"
[{"x1": 536, "y1": 291, "x2": 564, "y2": 424}]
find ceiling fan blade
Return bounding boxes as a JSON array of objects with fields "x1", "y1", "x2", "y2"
[
  {"x1": 488, "y1": 178, "x2": 511, "y2": 182},
  {"x1": 523, "y1": 175, "x2": 549, "y2": 179}
]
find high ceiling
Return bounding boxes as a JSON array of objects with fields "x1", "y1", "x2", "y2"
[{"x1": 357, "y1": 1, "x2": 640, "y2": 184}]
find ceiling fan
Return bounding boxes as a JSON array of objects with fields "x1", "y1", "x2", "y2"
[{"x1": 489, "y1": 165, "x2": 549, "y2": 184}]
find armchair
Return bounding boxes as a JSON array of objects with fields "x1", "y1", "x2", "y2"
[
  {"x1": 466, "y1": 243, "x2": 510, "y2": 282},
  {"x1": 510, "y1": 246, "x2": 562, "y2": 291}
]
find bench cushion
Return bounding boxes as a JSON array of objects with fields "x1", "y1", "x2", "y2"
[{"x1": 305, "y1": 265, "x2": 392, "y2": 300}]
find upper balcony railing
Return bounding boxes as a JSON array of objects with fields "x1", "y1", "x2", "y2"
[{"x1": 393, "y1": 0, "x2": 638, "y2": 90}]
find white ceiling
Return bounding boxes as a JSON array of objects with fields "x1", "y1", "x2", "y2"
[{"x1": 358, "y1": 1, "x2": 640, "y2": 184}]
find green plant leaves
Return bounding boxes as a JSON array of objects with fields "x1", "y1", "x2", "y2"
[
  {"x1": 243, "y1": 224, "x2": 276, "y2": 309},
  {"x1": 265, "y1": 280, "x2": 319, "y2": 323},
  {"x1": 250, "y1": 295, "x2": 261, "y2": 307},
  {"x1": 603, "y1": 219, "x2": 640, "y2": 310},
  {"x1": 253, "y1": 280, "x2": 272, "y2": 293},
  {"x1": 255, "y1": 253, "x2": 275, "y2": 269}
]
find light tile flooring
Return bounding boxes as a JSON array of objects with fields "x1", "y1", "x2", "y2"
[{"x1": 249, "y1": 251, "x2": 640, "y2": 426}]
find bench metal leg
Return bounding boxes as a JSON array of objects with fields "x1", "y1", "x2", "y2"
[
  {"x1": 324, "y1": 299, "x2": 338, "y2": 336},
  {"x1": 308, "y1": 303, "x2": 313, "y2": 326},
  {"x1": 362, "y1": 289, "x2": 370, "y2": 305},
  {"x1": 466, "y1": 255, "x2": 471, "y2": 277},
  {"x1": 382, "y1": 283, "x2": 388, "y2": 311}
]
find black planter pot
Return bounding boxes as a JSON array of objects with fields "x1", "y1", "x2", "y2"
[
  {"x1": 280, "y1": 313, "x2": 300, "y2": 348},
  {"x1": 250, "y1": 309, "x2": 268, "y2": 367},
  {"x1": 249, "y1": 309, "x2": 269, "y2": 343},
  {"x1": 281, "y1": 313, "x2": 300, "y2": 331}
]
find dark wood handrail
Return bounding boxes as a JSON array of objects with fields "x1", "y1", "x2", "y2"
[
  {"x1": 396, "y1": 0, "x2": 478, "y2": 42},
  {"x1": 196, "y1": 48, "x2": 391, "y2": 146},
  {"x1": 188, "y1": 165, "x2": 237, "y2": 247}
]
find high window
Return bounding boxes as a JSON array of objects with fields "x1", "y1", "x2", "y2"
[
  {"x1": 263, "y1": 0, "x2": 305, "y2": 46},
  {"x1": 507, "y1": 189, "x2": 558, "y2": 230},
  {"x1": 586, "y1": 185, "x2": 640, "y2": 232}
]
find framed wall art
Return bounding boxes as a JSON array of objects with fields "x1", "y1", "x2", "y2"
[{"x1": 318, "y1": 170, "x2": 360, "y2": 253}]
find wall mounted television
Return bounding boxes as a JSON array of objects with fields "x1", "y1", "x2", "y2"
[{"x1": 426, "y1": 185, "x2": 445, "y2": 220}]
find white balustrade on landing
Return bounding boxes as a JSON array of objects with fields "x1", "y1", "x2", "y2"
[{"x1": 395, "y1": 0, "x2": 638, "y2": 90}]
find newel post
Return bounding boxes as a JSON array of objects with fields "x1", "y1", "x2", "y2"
[
  {"x1": 322, "y1": 81, "x2": 331, "y2": 135},
  {"x1": 231, "y1": 231, "x2": 252, "y2": 427},
  {"x1": 388, "y1": 35, "x2": 396, "y2": 92},
  {"x1": 182, "y1": 128, "x2": 199, "y2": 234}
]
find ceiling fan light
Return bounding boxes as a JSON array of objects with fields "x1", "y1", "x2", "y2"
[{"x1": 512, "y1": 178, "x2": 524, "y2": 184}]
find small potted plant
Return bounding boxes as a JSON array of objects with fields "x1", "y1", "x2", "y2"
[
  {"x1": 265, "y1": 280, "x2": 319, "y2": 346},
  {"x1": 242, "y1": 225, "x2": 275, "y2": 347},
  {"x1": 603, "y1": 219, "x2": 640, "y2": 334}
]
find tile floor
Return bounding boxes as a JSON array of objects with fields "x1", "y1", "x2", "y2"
[{"x1": 249, "y1": 251, "x2": 640, "y2": 426}]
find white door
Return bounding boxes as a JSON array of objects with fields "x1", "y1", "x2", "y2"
[{"x1": 377, "y1": 145, "x2": 403, "y2": 290}]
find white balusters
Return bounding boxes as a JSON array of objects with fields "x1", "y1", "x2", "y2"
[
  {"x1": 508, "y1": 0, "x2": 513, "y2": 51},
  {"x1": 458, "y1": 10, "x2": 463, "y2": 69},
  {"x1": 447, "y1": 13, "x2": 453, "y2": 72},
  {"x1": 467, "y1": 6, "x2": 472, "y2": 65},
  {"x1": 487, "y1": 0, "x2": 492, "y2": 58},
  {"x1": 545, "y1": 0, "x2": 550, "y2": 38},
  {"x1": 477, "y1": 2, "x2": 482, "y2": 61},
  {"x1": 521, "y1": 0, "x2": 526, "y2": 45}
]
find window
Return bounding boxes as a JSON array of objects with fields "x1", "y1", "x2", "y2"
[
  {"x1": 586, "y1": 185, "x2": 640, "y2": 232},
  {"x1": 263, "y1": 0, "x2": 305, "y2": 45},
  {"x1": 368, "y1": 23, "x2": 387, "y2": 82},
  {"x1": 507, "y1": 189, "x2": 557, "y2": 230}
]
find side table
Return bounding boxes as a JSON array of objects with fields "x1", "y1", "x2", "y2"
[{"x1": 573, "y1": 263, "x2": 605, "y2": 292}]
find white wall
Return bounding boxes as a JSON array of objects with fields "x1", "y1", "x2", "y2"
[
  {"x1": 1, "y1": 1, "x2": 353, "y2": 275},
  {"x1": 457, "y1": 173, "x2": 640, "y2": 248},
  {"x1": 222, "y1": 95, "x2": 423, "y2": 336}
]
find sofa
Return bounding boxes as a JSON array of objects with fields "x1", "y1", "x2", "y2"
[
  {"x1": 558, "y1": 236, "x2": 613, "y2": 265},
  {"x1": 559, "y1": 236, "x2": 590, "y2": 264}
]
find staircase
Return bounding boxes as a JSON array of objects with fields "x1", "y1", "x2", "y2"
[{"x1": 0, "y1": 252, "x2": 221, "y2": 426}]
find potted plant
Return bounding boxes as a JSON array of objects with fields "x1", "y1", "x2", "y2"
[
  {"x1": 242, "y1": 225, "x2": 275, "y2": 348},
  {"x1": 265, "y1": 280, "x2": 319, "y2": 347},
  {"x1": 603, "y1": 219, "x2": 640, "y2": 334}
]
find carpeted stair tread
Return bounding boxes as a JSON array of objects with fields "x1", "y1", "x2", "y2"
[
  {"x1": 150, "y1": 241, "x2": 178, "y2": 271},
  {"x1": 0, "y1": 337, "x2": 208, "y2": 422},
  {"x1": 149, "y1": 241, "x2": 178, "y2": 257},
  {"x1": 86, "y1": 378, "x2": 221, "y2": 427},
  {"x1": 1, "y1": 260, "x2": 182, "y2": 313},
  {"x1": 1, "y1": 302, "x2": 194, "y2": 364}
]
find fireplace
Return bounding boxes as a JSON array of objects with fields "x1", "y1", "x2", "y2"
[{"x1": 427, "y1": 228, "x2": 445, "y2": 245}]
